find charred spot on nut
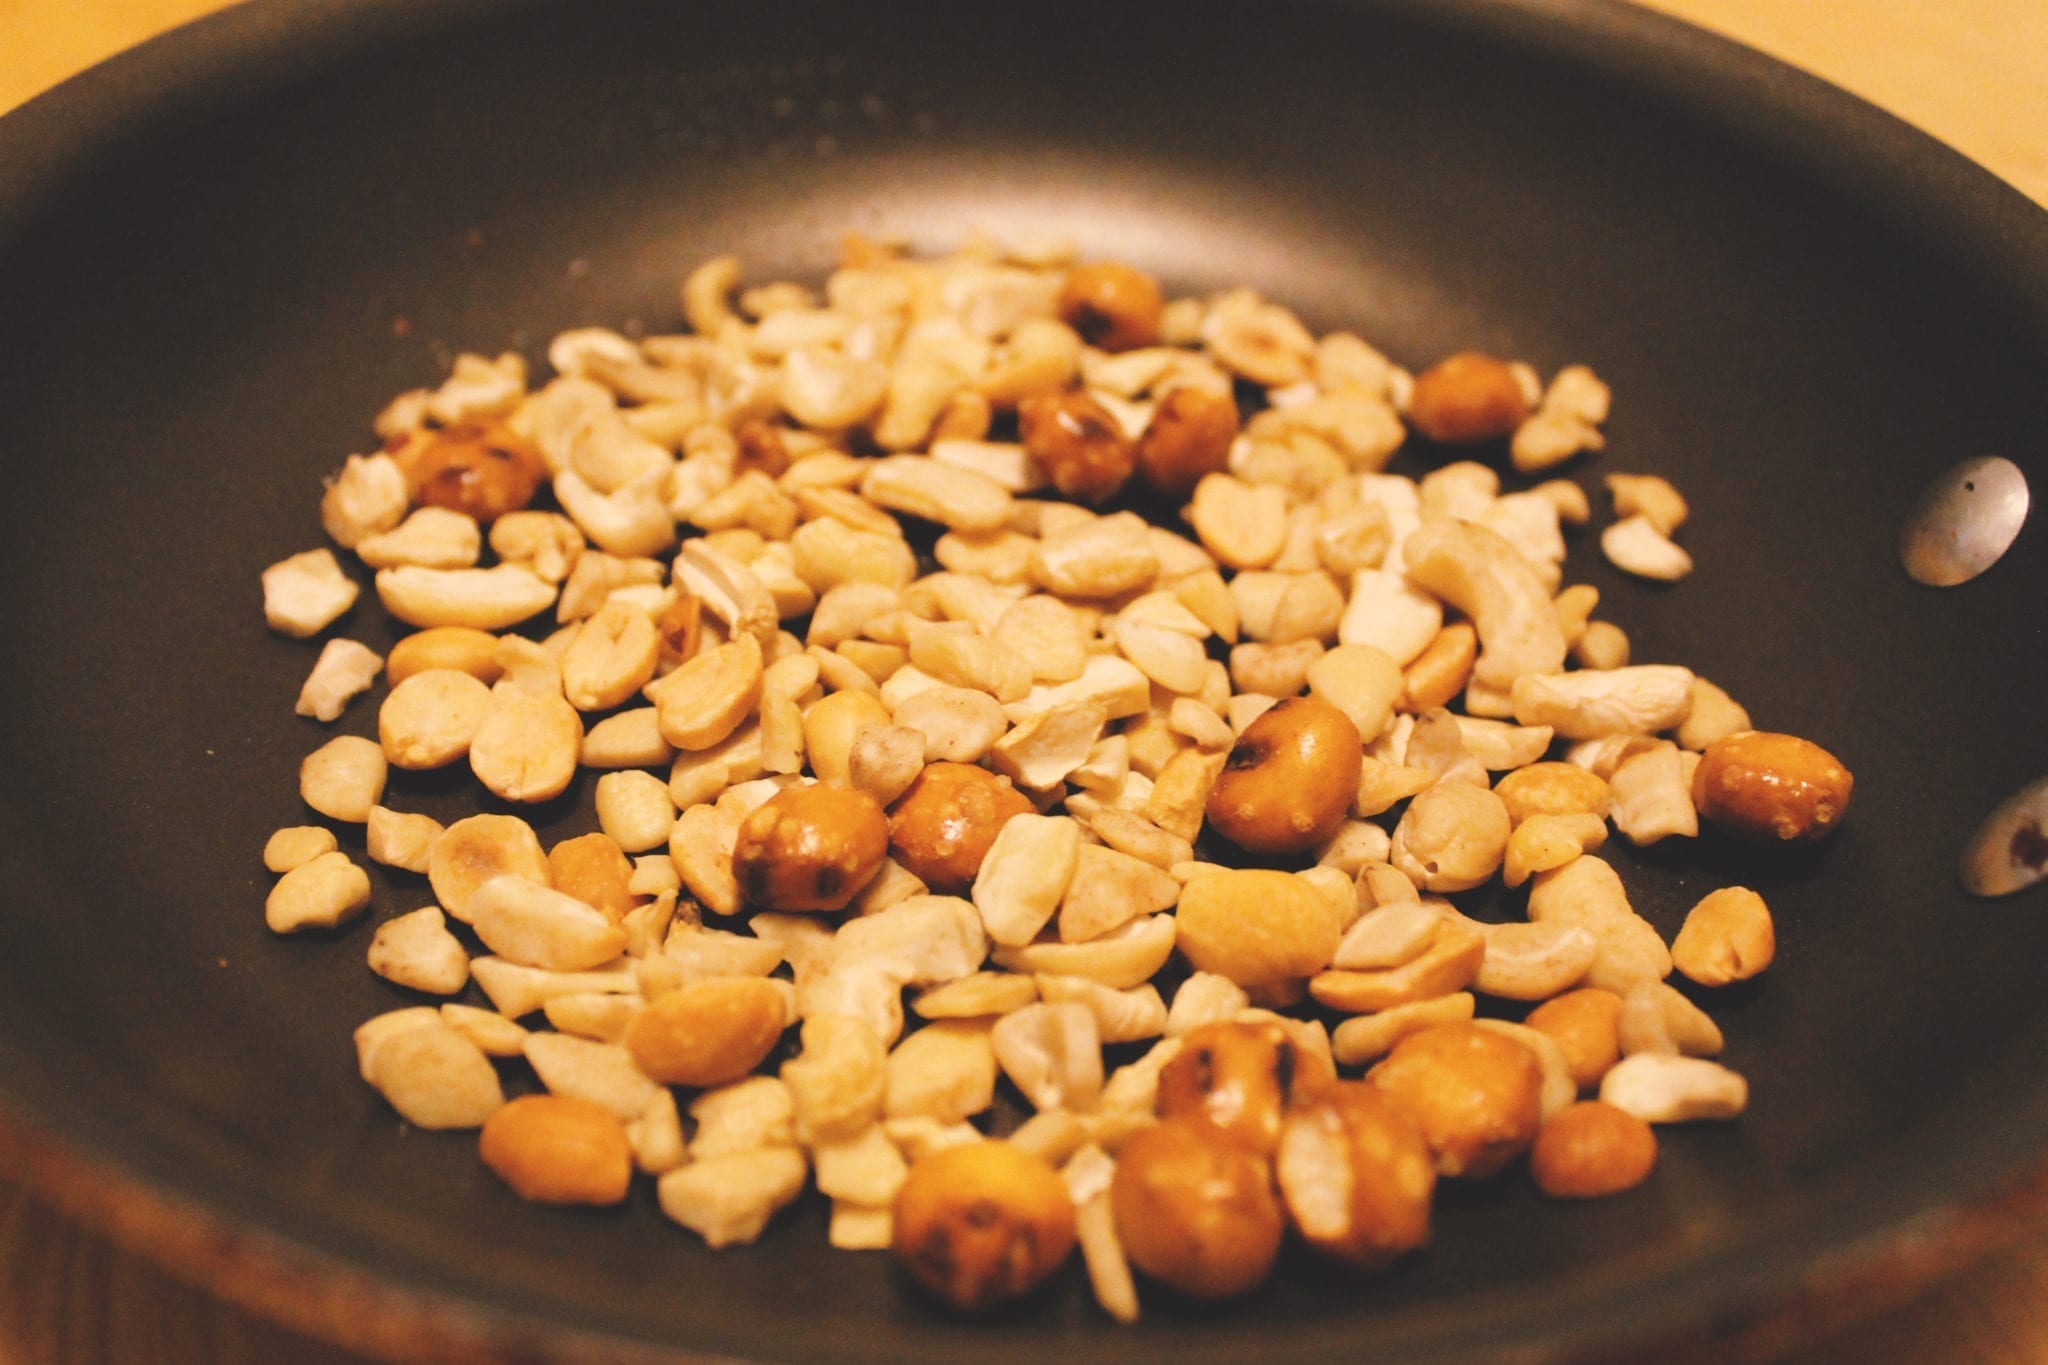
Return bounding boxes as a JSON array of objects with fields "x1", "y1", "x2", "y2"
[
  {"x1": 1207, "y1": 696, "x2": 1363, "y2": 854},
  {"x1": 732, "y1": 785, "x2": 889, "y2": 912},
  {"x1": 397, "y1": 420, "x2": 544, "y2": 523},
  {"x1": 2012, "y1": 822, "x2": 2048, "y2": 871},
  {"x1": 1019, "y1": 390, "x2": 1138, "y2": 504},
  {"x1": 1057, "y1": 262, "x2": 1164, "y2": 353},
  {"x1": 1406, "y1": 353, "x2": 1531, "y2": 445}
]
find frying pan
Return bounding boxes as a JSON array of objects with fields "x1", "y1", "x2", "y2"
[{"x1": 1, "y1": 0, "x2": 2045, "y2": 1360}]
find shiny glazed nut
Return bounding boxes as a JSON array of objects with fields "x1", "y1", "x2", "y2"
[
  {"x1": 1206, "y1": 697, "x2": 1363, "y2": 855},
  {"x1": 397, "y1": 420, "x2": 545, "y2": 522},
  {"x1": 1110, "y1": 1118, "x2": 1283, "y2": 1299},
  {"x1": 1137, "y1": 385, "x2": 1239, "y2": 498},
  {"x1": 1174, "y1": 869, "x2": 1343, "y2": 989},
  {"x1": 887, "y1": 762, "x2": 1035, "y2": 894},
  {"x1": 1406, "y1": 353, "x2": 1531, "y2": 444},
  {"x1": 1367, "y1": 1022, "x2": 1543, "y2": 1178},
  {"x1": 732, "y1": 784, "x2": 889, "y2": 911},
  {"x1": 1058, "y1": 262, "x2": 1164, "y2": 352},
  {"x1": 1529, "y1": 1100, "x2": 1657, "y2": 1199},
  {"x1": 1157, "y1": 1018, "x2": 1336, "y2": 1156},
  {"x1": 1276, "y1": 1081, "x2": 1435, "y2": 1269},
  {"x1": 1671, "y1": 886, "x2": 1776, "y2": 986},
  {"x1": 893, "y1": 1140, "x2": 1077, "y2": 1311},
  {"x1": 428, "y1": 813, "x2": 551, "y2": 925},
  {"x1": 1692, "y1": 731, "x2": 1854, "y2": 843},
  {"x1": 378, "y1": 668, "x2": 493, "y2": 769},
  {"x1": 479, "y1": 1094, "x2": 634, "y2": 1205},
  {"x1": 1018, "y1": 390, "x2": 1138, "y2": 504},
  {"x1": 1524, "y1": 988, "x2": 1625, "y2": 1090},
  {"x1": 624, "y1": 976, "x2": 789, "y2": 1087}
]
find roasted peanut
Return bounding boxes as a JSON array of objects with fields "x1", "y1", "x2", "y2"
[
  {"x1": 1019, "y1": 390, "x2": 1137, "y2": 504},
  {"x1": 1111, "y1": 1119, "x2": 1283, "y2": 1299},
  {"x1": 1206, "y1": 697, "x2": 1363, "y2": 855},
  {"x1": 429, "y1": 813, "x2": 551, "y2": 925},
  {"x1": 1671, "y1": 886, "x2": 1776, "y2": 986},
  {"x1": 1157, "y1": 1018, "x2": 1335, "y2": 1156},
  {"x1": 1276, "y1": 1081, "x2": 1435, "y2": 1268},
  {"x1": 469, "y1": 690, "x2": 583, "y2": 803},
  {"x1": 1692, "y1": 730, "x2": 1853, "y2": 843},
  {"x1": 624, "y1": 976, "x2": 788, "y2": 1087},
  {"x1": 1529, "y1": 1100, "x2": 1656, "y2": 1199},
  {"x1": 1368, "y1": 1022, "x2": 1542, "y2": 1178},
  {"x1": 479, "y1": 1094, "x2": 634, "y2": 1205},
  {"x1": 386, "y1": 626, "x2": 503, "y2": 686},
  {"x1": 1524, "y1": 988, "x2": 1625, "y2": 1090},
  {"x1": 893, "y1": 1141, "x2": 1077, "y2": 1311},
  {"x1": 1058, "y1": 262, "x2": 1164, "y2": 352},
  {"x1": 887, "y1": 762, "x2": 1035, "y2": 893},
  {"x1": 1174, "y1": 869, "x2": 1343, "y2": 990},
  {"x1": 1406, "y1": 353, "x2": 1531, "y2": 444},
  {"x1": 378, "y1": 667, "x2": 493, "y2": 769},
  {"x1": 733, "y1": 784, "x2": 889, "y2": 911},
  {"x1": 547, "y1": 832, "x2": 638, "y2": 923},
  {"x1": 1137, "y1": 385, "x2": 1238, "y2": 498},
  {"x1": 397, "y1": 420, "x2": 545, "y2": 522},
  {"x1": 299, "y1": 736, "x2": 386, "y2": 823}
]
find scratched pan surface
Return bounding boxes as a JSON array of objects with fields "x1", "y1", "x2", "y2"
[{"x1": 1, "y1": 0, "x2": 2046, "y2": 1360}]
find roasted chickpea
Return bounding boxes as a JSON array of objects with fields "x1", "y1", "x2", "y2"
[
  {"x1": 887, "y1": 762, "x2": 1034, "y2": 893},
  {"x1": 1137, "y1": 385, "x2": 1239, "y2": 498},
  {"x1": 1692, "y1": 730, "x2": 1853, "y2": 843},
  {"x1": 1405, "y1": 353, "x2": 1531, "y2": 445},
  {"x1": 1206, "y1": 697, "x2": 1363, "y2": 855},
  {"x1": 1530, "y1": 1100, "x2": 1657, "y2": 1199},
  {"x1": 479, "y1": 1094, "x2": 633, "y2": 1206},
  {"x1": 893, "y1": 1140, "x2": 1076, "y2": 1311},
  {"x1": 1368, "y1": 1022, "x2": 1543, "y2": 1178},
  {"x1": 733, "y1": 785, "x2": 889, "y2": 912},
  {"x1": 1158, "y1": 1018, "x2": 1336, "y2": 1156},
  {"x1": 396, "y1": 420, "x2": 544, "y2": 522},
  {"x1": 623, "y1": 976, "x2": 788, "y2": 1088},
  {"x1": 1276, "y1": 1081, "x2": 1435, "y2": 1268},
  {"x1": 1494, "y1": 761, "x2": 1613, "y2": 826},
  {"x1": 1057, "y1": 262, "x2": 1164, "y2": 353},
  {"x1": 1018, "y1": 390, "x2": 1137, "y2": 504},
  {"x1": 1111, "y1": 1119, "x2": 1284, "y2": 1299},
  {"x1": 547, "y1": 831, "x2": 638, "y2": 924},
  {"x1": 1523, "y1": 989, "x2": 1625, "y2": 1091}
]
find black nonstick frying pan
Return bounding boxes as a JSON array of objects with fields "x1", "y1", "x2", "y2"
[{"x1": 2, "y1": 1, "x2": 2045, "y2": 1360}]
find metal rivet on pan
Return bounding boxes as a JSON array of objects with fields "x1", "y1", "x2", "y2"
[
  {"x1": 1899, "y1": 456, "x2": 2029, "y2": 586},
  {"x1": 1960, "y1": 776, "x2": 2048, "y2": 898}
]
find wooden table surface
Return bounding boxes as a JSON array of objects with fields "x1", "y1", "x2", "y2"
[{"x1": 2, "y1": 2, "x2": 2046, "y2": 1362}]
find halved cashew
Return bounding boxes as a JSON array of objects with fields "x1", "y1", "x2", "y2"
[
  {"x1": 992, "y1": 1002, "x2": 1104, "y2": 1112},
  {"x1": 1617, "y1": 981, "x2": 1724, "y2": 1058},
  {"x1": 782, "y1": 1013, "x2": 889, "y2": 1143},
  {"x1": 1033, "y1": 512, "x2": 1159, "y2": 598},
  {"x1": 1453, "y1": 718, "x2": 1554, "y2": 770},
  {"x1": 356, "y1": 506, "x2": 481, "y2": 570},
  {"x1": 1502, "y1": 813, "x2": 1610, "y2": 888},
  {"x1": 1605, "y1": 473, "x2": 1688, "y2": 536},
  {"x1": 913, "y1": 971, "x2": 1040, "y2": 1020},
  {"x1": 1332, "y1": 900, "x2": 1445, "y2": 971},
  {"x1": 1599, "y1": 1055, "x2": 1747, "y2": 1123},
  {"x1": 555, "y1": 470, "x2": 675, "y2": 558},
  {"x1": 972, "y1": 814, "x2": 1082, "y2": 947},
  {"x1": 779, "y1": 346, "x2": 888, "y2": 430},
  {"x1": 1601, "y1": 515, "x2": 1693, "y2": 581},
  {"x1": 861, "y1": 456, "x2": 1013, "y2": 533},
  {"x1": 1609, "y1": 741, "x2": 1700, "y2": 845},
  {"x1": 1401, "y1": 519, "x2": 1567, "y2": 688},
  {"x1": 1308, "y1": 916, "x2": 1484, "y2": 1013},
  {"x1": 1329, "y1": 993, "x2": 1475, "y2": 1066},
  {"x1": 1037, "y1": 976, "x2": 1169, "y2": 1045},
  {"x1": 1473, "y1": 921, "x2": 1598, "y2": 1001},
  {"x1": 991, "y1": 914, "x2": 1177, "y2": 990},
  {"x1": 1526, "y1": 854, "x2": 1633, "y2": 928},
  {"x1": 1510, "y1": 665, "x2": 1696, "y2": 740},
  {"x1": 376, "y1": 564, "x2": 556, "y2": 631}
]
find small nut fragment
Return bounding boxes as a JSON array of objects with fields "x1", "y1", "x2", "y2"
[
  {"x1": 1530, "y1": 1101, "x2": 1657, "y2": 1199},
  {"x1": 888, "y1": 762, "x2": 1035, "y2": 894},
  {"x1": 992, "y1": 1002, "x2": 1104, "y2": 1113},
  {"x1": 1157, "y1": 1019, "x2": 1335, "y2": 1156},
  {"x1": 973, "y1": 813, "x2": 1082, "y2": 947},
  {"x1": 299, "y1": 736, "x2": 387, "y2": 823},
  {"x1": 1524, "y1": 989, "x2": 1625, "y2": 1091},
  {"x1": 1605, "y1": 473, "x2": 1688, "y2": 536},
  {"x1": 1189, "y1": 474, "x2": 1289, "y2": 571},
  {"x1": 295, "y1": 639, "x2": 384, "y2": 722},
  {"x1": 1600, "y1": 515, "x2": 1693, "y2": 581},
  {"x1": 1367, "y1": 1022, "x2": 1542, "y2": 1178},
  {"x1": 1692, "y1": 730, "x2": 1853, "y2": 844},
  {"x1": 1206, "y1": 698, "x2": 1363, "y2": 855},
  {"x1": 1671, "y1": 887, "x2": 1775, "y2": 986},
  {"x1": 360, "y1": 1016, "x2": 505, "y2": 1129},
  {"x1": 1174, "y1": 869, "x2": 1343, "y2": 990},
  {"x1": 624, "y1": 976, "x2": 788, "y2": 1087},
  {"x1": 1059, "y1": 262, "x2": 1164, "y2": 352},
  {"x1": 1389, "y1": 782, "x2": 1511, "y2": 893},
  {"x1": 1599, "y1": 1054, "x2": 1748, "y2": 1123},
  {"x1": 1276, "y1": 1081, "x2": 1435, "y2": 1268},
  {"x1": 1495, "y1": 762, "x2": 1614, "y2": 825},
  {"x1": 367, "y1": 906, "x2": 468, "y2": 993},
  {"x1": 265, "y1": 850, "x2": 371, "y2": 934},
  {"x1": 1310, "y1": 917, "x2": 1486, "y2": 1014},
  {"x1": 1407, "y1": 354, "x2": 1531, "y2": 444},
  {"x1": 1019, "y1": 390, "x2": 1138, "y2": 504},
  {"x1": 263, "y1": 825, "x2": 336, "y2": 874},
  {"x1": 1510, "y1": 665, "x2": 1696, "y2": 741},
  {"x1": 733, "y1": 785, "x2": 889, "y2": 912},
  {"x1": 1474, "y1": 921, "x2": 1598, "y2": 1001},
  {"x1": 1110, "y1": 1119, "x2": 1282, "y2": 1299},
  {"x1": 893, "y1": 1141, "x2": 1077, "y2": 1311},
  {"x1": 263, "y1": 548, "x2": 360, "y2": 638},
  {"x1": 428, "y1": 814, "x2": 549, "y2": 924},
  {"x1": 658, "y1": 1146, "x2": 809, "y2": 1249},
  {"x1": 469, "y1": 875, "x2": 627, "y2": 971},
  {"x1": 479, "y1": 1094, "x2": 634, "y2": 1205}
]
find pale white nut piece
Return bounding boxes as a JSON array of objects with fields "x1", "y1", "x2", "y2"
[
  {"x1": 1677, "y1": 678, "x2": 1753, "y2": 752},
  {"x1": 1035, "y1": 976, "x2": 1169, "y2": 1045},
  {"x1": 1110, "y1": 618, "x2": 1210, "y2": 695},
  {"x1": 657, "y1": 1147, "x2": 808, "y2": 1249},
  {"x1": 1337, "y1": 569, "x2": 1443, "y2": 667},
  {"x1": 1402, "y1": 519, "x2": 1568, "y2": 688},
  {"x1": 1418, "y1": 460, "x2": 1500, "y2": 522},
  {"x1": 492, "y1": 636, "x2": 564, "y2": 699},
  {"x1": 973, "y1": 813, "x2": 1083, "y2": 948},
  {"x1": 1073, "y1": 1181, "x2": 1141, "y2": 1325},
  {"x1": 263, "y1": 548, "x2": 360, "y2": 639},
  {"x1": 1188, "y1": 473, "x2": 1289, "y2": 570},
  {"x1": 375, "y1": 564, "x2": 556, "y2": 631},
  {"x1": 1453, "y1": 717, "x2": 1555, "y2": 771},
  {"x1": 1601, "y1": 515, "x2": 1693, "y2": 581},
  {"x1": 1058, "y1": 844, "x2": 1181, "y2": 944},
  {"x1": 648, "y1": 634, "x2": 763, "y2": 752},
  {"x1": 626, "y1": 1089, "x2": 689, "y2": 1176},
  {"x1": 780, "y1": 344, "x2": 889, "y2": 429},
  {"x1": 1509, "y1": 665, "x2": 1696, "y2": 741},
  {"x1": 1305, "y1": 643, "x2": 1404, "y2": 744},
  {"x1": 561, "y1": 409, "x2": 674, "y2": 497},
  {"x1": 355, "y1": 506, "x2": 481, "y2": 570},
  {"x1": 365, "y1": 806, "x2": 442, "y2": 874},
  {"x1": 299, "y1": 735, "x2": 386, "y2": 823},
  {"x1": 912, "y1": 972, "x2": 1039, "y2": 1021},
  {"x1": 543, "y1": 991, "x2": 644, "y2": 1043},
  {"x1": 668, "y1": 804, "x2": 739, "y2": 916},
  {"x1": 378, "y1": 668, "x2": 493, "y2": 769},
  {"x1": 1583, "y1": 913, "x2": 1675, "y2": 996},
  {"x1": 352, "y1": 1008, "x2": 440, "y2": 1080},
  {"x1": 425, "y1": 351, "x2": 525, "y2": 424},
  {"x1": 594, "y1": 770, "x2": 676, "y2": 854},
  {"x1": 990, "y1": 914, "x2": 1176, "y2": 990},
  {"x1": 1315, "y1": 822, "x2": 1394, "y2": 879},
  {"x1": 1502, "y1": 813, "x2": 1610, "y2": 888},
  {"x1": 906, "y1": 630, "x2": 1032, "y2": 705},
  {"x1": 295, "y1": 639, "x2": 384, "y2": 722},
  {"x1": 1303, "y1": 866, "x2": 1366, "y2": 923},
  {"x1": 1203, "y1": 292, "x2": 1315, "y2": 387},
  {"x1": 560, "y1": 600, "x2": 661, "y2": 712},
  {"x1": 1095, "y1": 1036, "x2": 1186, "y2": 1128},
  {"x1": 1474, "y1": 921, "x2": 1599, "y2": 1001},
  {"x1": 427, "y1": 813, "x2": 549, "y2": 925},
  {"x1": 1332, "y1": 900, "x2": 1446, "y2": 971},
  {"x1": 523, "y1": 1032, "x2": 659, "y2": 1120},
  {"x1": 667, "y1": 722, "x2": 764, "y2": 809},
  {"x1": 1617, "y1": 981, "x2": 1725, "y2": 1058},
  {"x1": 1389, "y1": 782, "x2": 1511, "y2": 893},
  {"x1": 858, "y1": 455, "x2": 1013, "y2": 533},
  {"x1": 885, "y1": 1020, "x2": 999, "y2": 1124},
  {"x1": 265, "y1": 850, "x2": 371, "y2": 934},
  {"x1": 1476, "y1": 493, "x2": 1567, "y2": 582},
  {"x1": 1600, "y1": 1054, "x2": 1748, "y2": 1123},
  {"x1": 1074, "y1": 805, "x2": 1194, "y2": 872},
  {"x1": 439, "y1": 1003, "x2": 529, "y2": 1057},
  {"x1": 1610, "y1": 742, "x2": 1700, "y2": 845},
  {"x1": 992, "y1": 1001, "x2": 1104, "y2": 1113},
  {"x1": 468, "y1": 875, "x2": 627, "y2": 972},
  {"x1": 782, "y1": 1013, "x2": 889, "y2": 1143},
  {"x1": 690, "y1": 1077, "x2": 796, "y2": 1160},
  {"x1": 263, "y1": 825, "x2": 336, "y2": 874},
  {"x1": 794, "y1": 957, "x2": 906, "y2": 1047},
  {"x1": 367, "y1": 906, "x2": 469, "y2": 994},
  {"x1": 1163, "y1": 973, "x2": 1252, "y2": 1037},
  {"x1": 836, "y1": 895, "x2": 990, "y2": 987},
  {"x1": 320, "y1": 452, "x2": 408, "y2": 549},
  {"x1": 650, "y1": 926, "x2": 783, "y2": 985},
  {"x1": 360, "y1": 1016, "x2": 503, "y2": 1129},
  {"x1": 790, "y1": 517, "x2": 918, "y2": 594},
  {"x1": 468, "y1": 957, "x2": 637, "y2": 1020},
  {"x1": 814, "y1": 1124, "x2": 911, "y2": 1207},
  {"x1": 1526, "y1": 854, "x2": 1634, "y2": 928},
  {"x1": 1329, "y1": 993, "x2": 1477, "y2": 1066},
  {"x1": 1167, "y1": 698, "x2": 1235, "y2": 753},
  {"x1": 928, "y1": 438, "x2": 1048, "y2": 492},
  {"x1": 993, "y1": 594, "x2": 1091, "y2": 684},
  {"x1": 1002, "y1": 655, "x2": 1150, "y2": 726},
  {"x1": 989, "y1": 701, "x2": 1109, "y2": 790},
  {"x1": 469, "y1": 690, "x2": 583, "y2": 803},
  {"x1": 1605, "y1": 473, "x2": 1689, "y2": 536},
  {"x1": 1033, "y1": 512, "x2": 1159, "y2": 599}
]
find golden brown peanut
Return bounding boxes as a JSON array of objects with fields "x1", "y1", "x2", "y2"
[
  {"x1": 386, "y1": 626, "x2": 504, "y2": 685},
  {"x1": 1529, "y1": 1101, "x2": 1657, "y2": 1199},
  {"x1": 887, "y1": 762, "x2": 1035, "y2": 894},
  {"x1": 1523, "y1": 989, "x2": 1624, "y2": 1091},
  {"x1": 1671, "y1": 887, "x2": 1776, "y2": 986},
  {"x1": 1401, "y1": 621, "x2": 1478, "y2": 713},
  {"x1": 893, "y1": 1141, "x2": 1077, "y2": 1311},
  {"x1": 1206, "y1": 697, "x2": 1363, "y2": 855},
  {"x1": 560, "y1": 600, "x2": 661, "y2": 711},
  {"x1": 378, "y1": 668, "x2": 492, "y2": 769},
  {"x1": 1276, "y1": 1081, "x2": 1435, "y2": 1269},
  {"x1": 1137, "y1": 385, "x2": 1239, "y2": 498},
  {"x1": 1405, "y1": 353, "x2": 1531, "y2": 444},
  {"x1": 469, "y1": 691, "x2": 583, "y2": 803},
  {"x1": 624, "y1": 977, "x2": 788, "y2": 1088},
  {"x1": 1018, "y1": 390, "x2": 1137, "y2": 504},
  {"x1": 651, "y1": 634, "x2": 764, "y2": 752},
  {"x1": 548, "y1": 832, "x2": 638, "y2": 924},
  {"x1": 479, "y1": 1094, "x2": 634, "y2": 1205},
  {"x1": 1494, "y1": 762, "x2": 1613, "y2": 826},
  {"x1": 1367, "y1": 1022, "x2": 1543, "y2": 1178},
  {"x1": 1692, "y1": 731, "x2": 1853, "y2": 843},
  {"x1": 1157, "y1": 1018, "x2": 1335, "y2": 1156},
  {"x1": 732, "y1": 785, "x2": 889, "y2": 912},
  {"x1": 1058, "y1": 262, "x2": 1164, "y2": 353},
  {"x1": 1110, "y1": 1119, "x2": 1282, "y2": 1299},
  {"x1": 1175, "y1": 869, "x2": 1343, "y2": 990},
  {"x1": 429, "y1": 814, "x2": 551, "y2": 924},
  {"x1": 396, "y1": 420, "x2": 545, "y2": 523}
]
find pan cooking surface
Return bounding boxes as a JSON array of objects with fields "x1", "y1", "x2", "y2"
[{"x1": 1, "y1": 1, "x2": 2045, "y2": 1358}]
